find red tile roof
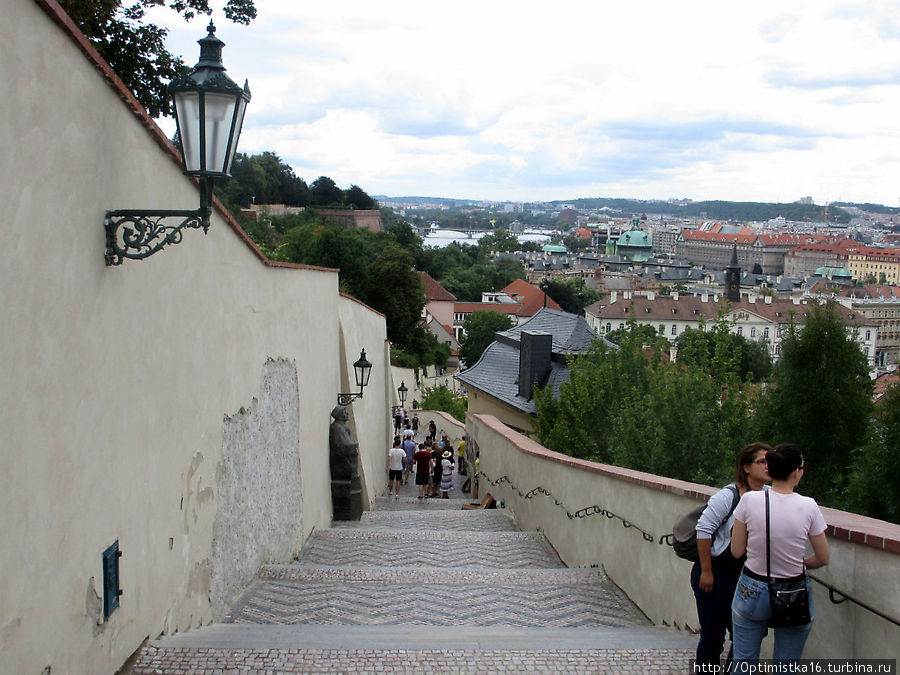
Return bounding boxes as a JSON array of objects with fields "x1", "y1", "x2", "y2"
[
  {"x1": 418, "y1": 271, "x2": 457, "y2": 301},
  {"x1": 501, "y1": 278, "x2": 563, "y2": 315}
]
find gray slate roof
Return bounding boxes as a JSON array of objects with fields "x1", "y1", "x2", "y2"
[{"x1": 455, "y1": 308, "x2": 614, "y2": 415}]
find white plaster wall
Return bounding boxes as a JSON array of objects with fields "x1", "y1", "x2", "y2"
[
  {"x1": 337, "y1": 297, "x2": 393, "y2": 510},
  {"x1": 468, "y1": 414, "x2": 900, "y2": 658},
  {"x1": 0, "y1": 2, "x2": 388, "y2": 672}
]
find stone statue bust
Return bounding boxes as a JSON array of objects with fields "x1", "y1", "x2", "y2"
[{"x1": 329, "y1": 405, "x2": 359, "y2": 481}]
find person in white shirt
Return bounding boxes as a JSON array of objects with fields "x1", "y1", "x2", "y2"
[
  {"x1": 730, "y1": 443, "x2": 830, "y2": 664},
  {"x1": 386, "y1": 436, "x2": 406, "y2": 497},
  {"x1": 692, "y1": 443, "x2": 771, "y2": 668}
]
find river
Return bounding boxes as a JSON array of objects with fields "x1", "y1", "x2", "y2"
[{"x1": 422, "y1": 229, "x2": 552, "y2": 248}]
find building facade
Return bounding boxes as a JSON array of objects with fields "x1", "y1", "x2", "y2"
[{"x1": 584, "y1": 291, "x2": 878, "y2": 368}]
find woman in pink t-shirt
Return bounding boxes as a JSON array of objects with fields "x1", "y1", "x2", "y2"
[{"x1": 730, "y1": 443, "x2": 830, "y2": 664}]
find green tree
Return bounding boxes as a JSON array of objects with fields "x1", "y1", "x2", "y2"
[
  {"x1": 459, "y1": 311, "x2": 515, "y2": 366},
  {"x1": 58, "y1": 0, "x2": 256, "y2": 117},
  {"x1": 753, "y1": 303, "x2": 873, "y2": 504},
  {"x1": 420, "y1": 385, "x2": 468, "y2": 422},
  {"x1": 675, "y1": 317, "x2": 772, "y2": 383},
  {"x1": 539, "y1": 279, "x2": 597, "y2": 316},
  {"x1": 344, "y1": 185, "x2": 376, "y2": 210},
  {"x1": 533, "y1": 326, "x2": 754, "y2": 484},
  {"x1": 310, "y1": 176, "x2": 345, "y2": 207},
  {"x1": 844, "y1": 384, "x2": 900, "y2": 523},
  {"x1": 366, "y1": 244, "x2": 425, "y2": 347},
  {"x1": 477, "y1": 228, "x2": 520, "y2": 252},
  {"x1": 217, "y1": 152, "x2": 310, "y2": 210}
]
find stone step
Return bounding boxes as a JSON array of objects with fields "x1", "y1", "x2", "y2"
[
  {"x1": 224, "y1": 578, "x2": 650, "y2": 628},
  {"x1": 298, "y1": 528, "x2": 564, "y2": 568},
  {"x1": 258, "y1": 564, "x2": 605, "y2": 585},
  {"x1": 131, "y1": 643, "x2": 694, "y2": 674},
  {"x1": 372, "y1": 494, "x2": 475, "y2": 510},
  {"x1": 147, "y1": 623, "x2": 696, "y2": 651},
  {"x1": 331, "y1": 508, "x2": 519, "y2": 532}
]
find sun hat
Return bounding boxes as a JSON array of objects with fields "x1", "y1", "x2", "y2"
[{"x1": 442, "y1": 450, "x2": 452, "y2": 458}]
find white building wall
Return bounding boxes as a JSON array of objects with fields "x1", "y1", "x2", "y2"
[{"x1": 0, "y1": 2, "x2": 389, "y2": 672}]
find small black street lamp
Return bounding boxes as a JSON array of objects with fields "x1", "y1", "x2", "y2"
[
  {"x1": 397, "y1": 381, "x2": 408, "y2": 407},
  {"x1": 337, "y1": 349, "x2": 373, "y2": 406},
  {"x1": 104, "y1": 22, "x2": 251, "y2": 266}
]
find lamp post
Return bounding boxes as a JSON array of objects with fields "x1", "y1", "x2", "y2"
[
  {"x1": 104, "y1": 22, "x2": 251, "y2": 266},
  {"x1": 337, "y1": 349, "x2": 373, "y2": 406},
  {"x1": 397, "y1": 381, "x2": 408, "y2": 408}
]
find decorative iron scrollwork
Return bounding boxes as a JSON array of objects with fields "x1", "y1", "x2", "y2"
[
  {"x1": 476, "y1": 471, "x2": 657, "y2": 544},
  {"x1": 104, "y1": 209, "x2": 208, "y2": 266},
  {"x1": 336, "y1": 392, "x2": 363, "y2": 407}
]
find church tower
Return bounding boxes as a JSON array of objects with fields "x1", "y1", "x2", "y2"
[{"x1": 725, "y1": 243, "x2": 741, "y2": 303}]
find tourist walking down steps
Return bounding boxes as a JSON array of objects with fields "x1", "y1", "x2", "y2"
[
  {"x1": 440, "y1": 450, "x2": 455, "y2": 499},
  {"x1": 386, "y1": 436, "x2": 406, "y2": 498}
]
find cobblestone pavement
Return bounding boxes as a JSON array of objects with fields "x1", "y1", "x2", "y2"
[{"x1": 129, "y1": 436, "x2": 695, "y2": 673}]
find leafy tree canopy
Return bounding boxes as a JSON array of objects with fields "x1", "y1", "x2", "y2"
[
  {"x1": 533, "y1": 325, "x2": 754, "y2": 485},
  {"x1": 753, "y1": 302, "x2": 873, "y2": 504},
  {"x1": 458, "y1": 311, "x2": 516, "y2": 367},
  {"x1": 675, "y1": 316, "x2": 772, "y2": 383},
  {"x1": 539, "y1": 278, "x2": 599, "y2": 316},
  {"x1": 59, "y1": 0, "x2": 256, "y2": 117},
  {"x1": 843, "y1": 384, "x2": 900, "y2": 523},
  {"x1": 216, "y1": 152, "x2": 309, "y2": 211},
  {"x1": 420, "y1": 385, "x2": 467, "y2": 422},
  {"x1": 477, "y1": 228, "x2": 520, "y2": 253},
  {"x1": 310, "y1": 176, "x2": 345, "y2": 207}
]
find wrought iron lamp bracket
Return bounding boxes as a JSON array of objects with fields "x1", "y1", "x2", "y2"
[
  {"x1": 104, "y1": 179, "x2": 213, "y2": 266},
  {"x1": 336, "y1": 392, "x2": 363, "y2": 406}
]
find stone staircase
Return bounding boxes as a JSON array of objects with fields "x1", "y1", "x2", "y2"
[{"x1": 128, "y1": 477, "x2": 695, "y2": 673}]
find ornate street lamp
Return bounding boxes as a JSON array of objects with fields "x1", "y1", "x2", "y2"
[
  {"x1": 397, "y1": 381, "x2": 408, "y2": 407},
  {"x1": 104, "y1": 22, "x2": 251, "y2": 266},
  {"x1": 337, "y1": 349, "x2": 373, "y2": 406}
]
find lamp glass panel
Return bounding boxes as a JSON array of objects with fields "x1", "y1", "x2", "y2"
[
  {"x1": 203, "y1": 92, "x2": 238, "y2": 175},
  {"x1": 174, "y1": 91, "x2": 201, "y2": 172},
  {"x1": 223, "y1": 96, "x2": 247, "y2": 175}
]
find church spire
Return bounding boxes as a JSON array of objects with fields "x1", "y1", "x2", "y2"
[{"x1": 725, "y1": 242, "x2": 741, "y2": 303}]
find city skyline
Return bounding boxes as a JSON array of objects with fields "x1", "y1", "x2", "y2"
[{"x1": 151, "y1": 1, "x2": 900, "y2": 207}]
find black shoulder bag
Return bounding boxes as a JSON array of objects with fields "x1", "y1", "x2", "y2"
[{"x1": 765, "y1": 488, "x2": 811, "y2": 628}]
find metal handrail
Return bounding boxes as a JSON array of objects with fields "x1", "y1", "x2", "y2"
[
  {"x1": 476, "y1": 470, "x2": 900, "y2": 629},
  {"x1": 807, "y1": 572, "x2": 900, "y2": 628}
]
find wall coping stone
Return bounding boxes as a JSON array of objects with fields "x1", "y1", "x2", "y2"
[{"x1": 470, "y1": 413, "x2": 900, "y2": 555}]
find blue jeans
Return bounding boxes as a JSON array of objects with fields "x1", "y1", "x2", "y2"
[
  {"x1": 691, "y1": 562, "x2": 739, "y2": 665},
  {"x1": 731, "y1": 572, "x2": 814, "y2": 667}
]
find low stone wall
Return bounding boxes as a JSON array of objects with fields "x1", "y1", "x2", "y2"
[{"x1": 467, "y1": 413, "x2": 900, "y2": 658}]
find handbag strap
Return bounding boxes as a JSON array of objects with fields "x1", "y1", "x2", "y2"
[{"x1": 765, "y1": 487, "x2": 772, "y2": 583}]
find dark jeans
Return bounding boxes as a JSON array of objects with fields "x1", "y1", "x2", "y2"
[{"x1": 691, "y1": 560, "x2": 740, "y2": 666}]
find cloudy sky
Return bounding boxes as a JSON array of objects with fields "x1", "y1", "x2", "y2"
[{"x1": 152, "y1": 1, "x2": 900, "y2": 205}]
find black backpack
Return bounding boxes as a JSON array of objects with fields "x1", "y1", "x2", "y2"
[{"x1": 672, "y1": 485, "x2": 740, "y2": 562}]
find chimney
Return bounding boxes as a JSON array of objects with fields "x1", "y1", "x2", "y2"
[
  {"x1": 647, "y1": 291, "x2": 656, "y2": 301},
  {"x1": 749, "y1": 296, "x2": 756, "y2": 304},
  {"x1": 765, "y1": 296, "x2": 772, "y2": 304},
  {"x1": 673, "y1": 292, "x2": 679, "y2": 301},
  {"x1": 518, "y1": 332, "x2": 553, "y2": 400},
  {"x1": 700, "y1": 294, "x2": 708, "y2": 303}
]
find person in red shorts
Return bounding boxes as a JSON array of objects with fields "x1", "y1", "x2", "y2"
[{"x1": 413, "y1": 442, "x2": 433, "y2": 500}]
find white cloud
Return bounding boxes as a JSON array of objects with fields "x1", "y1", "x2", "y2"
[{"x1": 149, "y1": 0, "x2": 900, "y2": 204}]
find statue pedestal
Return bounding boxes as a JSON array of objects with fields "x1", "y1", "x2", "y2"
[{"x1": 331, "y1": 477, "x2": 363, "y2": 521}]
